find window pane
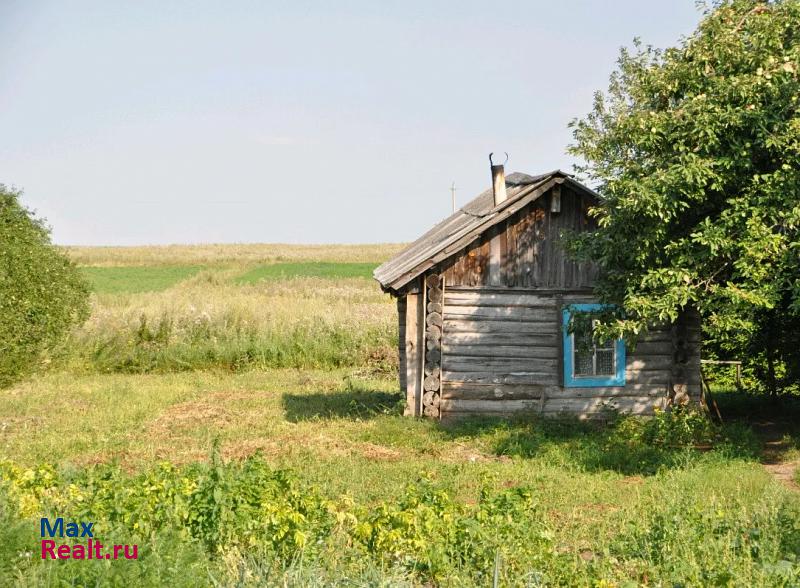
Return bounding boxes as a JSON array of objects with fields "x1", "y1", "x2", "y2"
[
  {"x1": 574, "y1": 351, "x2": 594, "y2": 376},
  {"x1": 595, "y1": 339, "x2": 614, "y2": 351},
  {"x1": 574, "y1": 328, "x2": 593, "y2": 350},
  {"x1": 596, "y1": 349, "x2": 615, "y2": 375}
]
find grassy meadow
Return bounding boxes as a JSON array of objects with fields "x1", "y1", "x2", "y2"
[
  {"x1": 64, "y1": 244, "x2": 403, "y2": 376},
  {"x1": 1, "y1": 243, "x2": 799, "y2": 586}
]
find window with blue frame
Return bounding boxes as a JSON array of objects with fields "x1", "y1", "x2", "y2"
[{"x1": 562, "y1": 304, "x2": 626, "y2": 387}]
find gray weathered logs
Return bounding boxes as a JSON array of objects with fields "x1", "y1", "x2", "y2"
[
  {"x1": 437, "y1": 289, "x2": 699, "y2": 418},
  {"x1": 421, "y1": 273, "x2": 444, "y2": 418}
]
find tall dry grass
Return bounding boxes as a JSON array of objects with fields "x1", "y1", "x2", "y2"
[
  {"x1": 66, "y1": 266, "x2": 398, "y2": 374},
  {"x1": 64, "y1": 242, "x2": 406, "y2": 267}
]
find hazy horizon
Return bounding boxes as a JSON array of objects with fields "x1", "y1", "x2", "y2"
[{"x1": 2, "y1": 1, "x2": 702, "y2": 246}]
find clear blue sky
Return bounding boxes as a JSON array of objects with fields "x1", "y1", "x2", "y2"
[{"x1": 1, "y1": 1, "x2": 701, "y2": 246}]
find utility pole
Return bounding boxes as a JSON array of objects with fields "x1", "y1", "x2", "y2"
[{"x1": 450, "y1": 181, "x2": 457, "y2": 213}]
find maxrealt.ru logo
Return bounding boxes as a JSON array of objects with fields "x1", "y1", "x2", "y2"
[{"x1": 40, "y1": 518, "x2": 138, "y2": 560}]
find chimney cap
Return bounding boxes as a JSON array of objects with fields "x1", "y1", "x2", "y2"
[{"x1": 489, "y1": 152, "x2": 508, "y2": 168}]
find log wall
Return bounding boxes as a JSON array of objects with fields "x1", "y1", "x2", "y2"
[
  {"x1": 395, "y1": 185, "x2": 702, "y2": 419},
  {"x1": 437, "y1": 287, "x2": 701, "y2": 419}
]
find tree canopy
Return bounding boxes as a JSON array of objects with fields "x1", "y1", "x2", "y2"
[
  {"x1": 0, "y1": 186, "x2": 89, "y2": 387},
  {"x1": 567, "y1": 0, "x2": 800, "y2": 393}
]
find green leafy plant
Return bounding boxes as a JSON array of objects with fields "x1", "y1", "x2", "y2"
[
  {"x1": 641, "y1": 406, "x2": 721, "y2": 447},
  {"x1": 0, "y1": 186, "x2": 89, "y2": 386},
  {"x1": 566, "y1": 0, "x2": 800, "y2": 394}
]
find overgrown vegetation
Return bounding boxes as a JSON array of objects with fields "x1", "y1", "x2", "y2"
[
  {"x1": 1, "y1": 435, "x2": 798, "y2": 586},
  {"x1": 1, "y1": 364, "x2": 798, "y2": 585},
  {"x1": 567, "y1": 0, "x2": 800, "y2": 395},
  {"x1": 0, "y1": 432, "x2": 800, "y2": 586},
  {"x1": 65, "y1": 270, "x2": 396, "y2": 375},
  {"x1": 0, "y1": 186, "x2": 89, "y2": 387}
]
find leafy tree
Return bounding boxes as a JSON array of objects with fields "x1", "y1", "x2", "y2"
[
  {"x1": 0, "y1": 185, "x2": 89, "y2": 387},
  {"x1": 566, "y1": 0, "x2": 800, "y2": 394}
]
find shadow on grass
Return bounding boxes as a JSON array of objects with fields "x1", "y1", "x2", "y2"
[
  {"x1": 440, "y1": 414, "x2": 759, "y2": 477},
  {"x1": 712, "y1": 390, "x2": 800, "y2": 463},
  {"x1": 282, "y1": 390, "x2": 403, "y2": 422}
]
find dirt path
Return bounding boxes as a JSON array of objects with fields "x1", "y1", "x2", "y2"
[{"x1": 752, "y1": 420, "x2": 799, "y2": 491}]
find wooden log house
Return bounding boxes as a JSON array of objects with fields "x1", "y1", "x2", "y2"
[{"x1": 373, "y1": 162, "x2": 701, "y2": 419}]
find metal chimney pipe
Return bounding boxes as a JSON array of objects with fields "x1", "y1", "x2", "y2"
[{"x1": 490, "y1": 152, "x2": 507, "y2": 206}]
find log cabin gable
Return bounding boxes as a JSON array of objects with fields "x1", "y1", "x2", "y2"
[
  {"x1": 374, "y1": 171, "x2": 602, "y2": 296},
  {"x1": 434, "y1": 185, "x2": 598, "y2": 290}
]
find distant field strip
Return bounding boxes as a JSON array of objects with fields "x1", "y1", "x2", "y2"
[
  {"x1": 237, "y1": 262, "x2": 377, "y2": 283},
  {"x1": 80, "y1": 265, "x2": 204, "y2": 293},
  {"x1": 65, "y1": 242, "x2": 405, "y2": 266}
]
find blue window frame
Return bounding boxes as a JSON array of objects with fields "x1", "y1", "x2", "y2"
[{"x1": 562, "y1": 304, "x2": 626, "y2": 387}]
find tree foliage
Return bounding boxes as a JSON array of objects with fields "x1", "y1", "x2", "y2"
[
  {"x1": 567, "y1": 0, "x2": 800, "y2": 393},
  {"x1": 0, "y1": 185, "x2": 89, "y2": 387}
]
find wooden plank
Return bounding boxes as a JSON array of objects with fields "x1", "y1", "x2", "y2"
[
  {"x1": 439, "y1": 411, "x2": 525, "y2": 420},
  {"x1": 417, "y1": 282, "x2": 427, "y2": 416},
  {"x1": 443, "y1": 305, "x2": 557, "y2": 322},
  {"x1": 541, "y1": 396, "x2": 664, "y2": 415},
  {"x1": 441, "y1": 382, "x2": 547, "y2": 400},
  {"x1": 441, "y1": 382, "x2": 668, "y2": 401},
  {"x1": 442, "y1": 371, "x2": 559, "y2": 385},
  {"x1": 487, "y1": 224, "x2": 504, "y2": 286},
  {"x1": 442, "y1": 357, "x2": 558, "y2": 372},
  {"x1": 404, "y1": 291, "x2": 420, "y2": 416},
  {"x1": 626, "y1": 341, "x2": 674, "y2": 356},
  {"x1": 630, "y1": 332, "x2": 673, "y2": 344},
  {"x1": 398, "y1": 296, "x2": 407, "y2": 392},
  {"x1": 443, "y1": 332, "x2": 561, "y2": 346},
  {"x1": 627, "y1": 357, "x2": 674, "y2": 371},
  {"x1": 444, "y1": 291, "x2": 558, "y2": 308},
  {"x1": 446, "y1": 286, "x2": 595, "y2": 296},
  {"x1": 440, "y1": 399, "x2": 541, "y2": 413},
  {"x1": 443, "y1": 320, "x2": 558, "y2": 334},
  {"x1": 441, "y1": 344, "x2": 558, "y2": 359},
  {"x1": 441, "y1": 395, "x2": 665, "y2": 415},
  {"x1": 623, "y1": 369, "x2": 702, "y2": 387},
  {"x1": 544, "y1": 385, "x2": 668, "y2": 398},
  {"x1": 555, "y1": 294, "x2": 564, "y2": 387}
]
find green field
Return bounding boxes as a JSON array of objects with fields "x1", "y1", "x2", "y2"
[
  {"x1": 80, "y1": 265, "x2": 204, "y2": 293},
  {"x1": 1, "y1": 244, "x2": 799, "y2": 587}
]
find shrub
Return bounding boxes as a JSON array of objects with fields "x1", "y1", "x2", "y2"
[
  {"x1": 0, "y1": 186, "x2": 89, "y2": 386},
  {"x1": 0, "y1": 455, "x2": 555, "y2": 585},
  {"x1": 1, "y1": 453, "x2": 799, "y2": 585},
  {"x1": 641, "y1": 406, "x2": 721, "y2": 447}
]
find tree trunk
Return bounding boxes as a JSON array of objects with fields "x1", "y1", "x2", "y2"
[{"x1": 765, "y1": 312, "x2": 778, "y2": 397}]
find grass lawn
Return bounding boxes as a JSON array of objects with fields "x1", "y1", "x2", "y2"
[
  {"x1": 2, "y1": 369, "x2": 799, "y2": 585},
  {"x1": 80, "y1": 265, "x2": 204, "y2": 293}
]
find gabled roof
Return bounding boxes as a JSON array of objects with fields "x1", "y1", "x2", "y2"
[{"x1": 373, "y1": 170, "x2": 601, "y2": 293}]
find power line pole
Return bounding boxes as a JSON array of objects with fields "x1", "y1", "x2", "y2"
[{"x1": 450, "y1": 181, "x2": 457, "y2": 213}]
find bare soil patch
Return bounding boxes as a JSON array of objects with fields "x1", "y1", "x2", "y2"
[{"x1": 753, "y1": 419, "x2": 799, "y2": 491}]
